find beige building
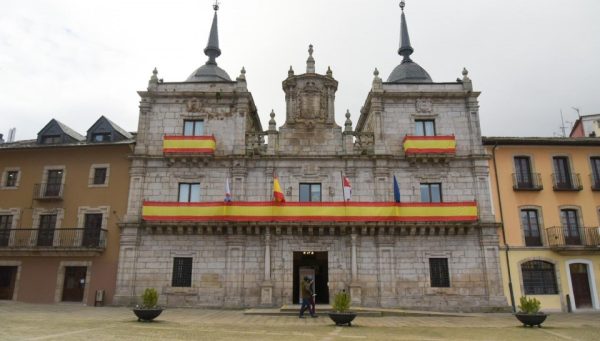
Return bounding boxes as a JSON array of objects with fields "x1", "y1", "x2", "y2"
[
  {"x1": 486, "y1": 137, "x2": 600, "y2": 312},
  {"x1": 0, "y1": 116, "x2": 133, "y2": 305},
  {"x1": 114, "y1": 3, "x2": 507, "y2": 312}
]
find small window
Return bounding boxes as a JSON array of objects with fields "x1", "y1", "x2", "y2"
[
  {"x1": 93, "y1": 168, "x2": 107, "y2": 185},
  {"x1": 178, "y1": 183, "x2": 200, "y2": 202},
  {"x1": 521, "y1": 209, "x2": 542, "y2": 246},
  {"x1": 420, "y1": 183, "x2": 442, "y2": 203},
  {"x1": 92, "y1": 133, "x2": 111, "y2": 142},
  {"x1": 41, "y1": 135, "x2": 61, "y2": 144},
  {"x1": 183, "y1": 120, "x2": 204, "y2": 136},
  {"x1": 522, "y1": 261, "x2": 558, "y2": 295},
  {"x1": 591, "y1": 157, "x2": 600, "y2": 189},
  {"x1": 5, "y1": 171, "x2": 18, "y2": 187},
  {"x1": 429, "y1": 258, "x2": 450, "y2": 287},
  {"x1": 172, "y1": 257, "x2": 193, "y2": 287},
  {"x1": 299, "y1": 183, "x2": 321, "y2": 202},
  {"x1": 415, "y1": 120, "x2": 436, "y2": 136}
]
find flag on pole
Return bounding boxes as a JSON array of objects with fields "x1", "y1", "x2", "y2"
[
  {"x1": 273, "y1": 176, "x2": 286, "y2": 203},
  {"x1": 224, "y1": 177, "x2": 232, "y2": 202},
  {"x1": 393, "y1": 175, "x2": 401, "y2": 203},
  {"x1": 342, "y1": 175, "x2": 352, "y2": 201}
]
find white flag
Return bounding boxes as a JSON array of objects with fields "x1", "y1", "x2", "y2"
[
  {"x1": 343, "y1": 176, "x2": 352, "y2": 201},
  {"x1": 224, "y1": 178, "x2": 232, "y2": 202}
]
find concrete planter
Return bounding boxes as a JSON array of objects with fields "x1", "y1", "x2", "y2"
[
  {"x1": 133, "y1": 308, "x2": 163, "y2": 322},
  {"x1": 328, "y1": 312, "x2": 357, "y2": 326},
  {"x1": 515, "y1": 313, "x2": 547, "y2": 327}
]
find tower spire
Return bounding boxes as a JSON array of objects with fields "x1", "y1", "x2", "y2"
[
  {"x1": 204, "y1": 1, "x2": 222, "y2": 65},
  {"x1": 398, "y1": 1, "x2": 414, "y2": 62}
]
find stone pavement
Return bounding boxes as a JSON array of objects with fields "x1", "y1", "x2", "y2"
[{"x1": 0, "y1": 301, "x2": 599, "y2": 340}]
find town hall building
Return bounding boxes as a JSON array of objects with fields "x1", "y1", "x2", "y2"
[{"x1": 114, "y1": 2, "x2": 508, "y2": 312}]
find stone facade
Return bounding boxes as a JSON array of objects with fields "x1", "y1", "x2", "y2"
[{"x1": 113, "y1": 6, "x2": 508, "y2": 312}]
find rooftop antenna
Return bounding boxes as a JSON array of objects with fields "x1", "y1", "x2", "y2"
[
  {"x1": 571, "y1": 107, "x2": 581, "y2": 118},
  {"x1": 559, "y1": 110, "x2": 568, "y2": 137},
  {"x1": 7, "y1": 128, "x2": 16, "y2": 142}
]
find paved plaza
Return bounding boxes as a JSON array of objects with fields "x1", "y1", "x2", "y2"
[{"x1": 0, "y1": 302, "x2": 599, "y2": 340}]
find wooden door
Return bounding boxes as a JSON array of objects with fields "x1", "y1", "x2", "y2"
[
  {"x1": 62, "y1": 266, "x2": 87, "y2": 302},
  {"x1": 570, "y1": 263, "x2": 593, "y2": 309},
  {"x1": 0, "y1": 266, "x2": 17, "y2": 300}
]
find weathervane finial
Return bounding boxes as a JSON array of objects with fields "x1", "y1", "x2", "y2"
[
  {"x1": 400, "y1": 1, "x2": 405, "y2": 11},
  {"x1": 213, "y1": 0, "x2": 220, "y2": 11}
]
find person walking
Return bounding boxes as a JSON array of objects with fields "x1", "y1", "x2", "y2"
[{"x1": 299, "y1": 276, "x2": 317, "y2": 318}]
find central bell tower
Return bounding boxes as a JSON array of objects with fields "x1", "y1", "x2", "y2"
[{"x1": 276, "y1": 45, "x2": 342, "y2": 155}]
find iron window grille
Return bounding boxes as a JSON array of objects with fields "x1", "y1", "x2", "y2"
[
  {"x1": 522, "y1": 260, "x2": 558, "y2": 295},
  {"x1": 172, "y1": 257, "x2": 193, "y2": 287},
  {"x1": 429, "y1": 258, "x2": 450, "y2": 287}
]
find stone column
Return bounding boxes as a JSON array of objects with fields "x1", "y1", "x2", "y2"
[
  {"x1": 349, "y1": 233, "x2": 362, "y2": 306},
  {"x1": 260, "y1": 229, "x2": 274, "y2": 306}
]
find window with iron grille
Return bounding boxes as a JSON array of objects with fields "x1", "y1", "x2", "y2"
[
  {"x1": 93, "y1": 168, "x2": 107, "y2": 185},
  {"x1": 522, "y1": 260, "x2": 558, "y2": 294},
  {"x1": 172, "y1": 257, "x2": 193, "y2": 287},
  {"x1": 429, "y1": 258, "x2": 450, "y2": 287},
  {"x1": 521, "y1": 209, "x2": 542, "y2": 246}
]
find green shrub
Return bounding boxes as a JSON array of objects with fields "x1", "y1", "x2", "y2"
[
  {"x1": 518, "y1": 296, "x2": 541, "y2": 314},
  {"x1": 141, "y1": 288, "x2": 158, "y2": 308},
  {"x1": 332, "y1": 290, "x2": 351, "y2": 312}
]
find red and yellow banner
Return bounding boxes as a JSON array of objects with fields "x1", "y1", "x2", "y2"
[
  {"x1": 142, "y1": 201, "x2": 478, "y2": 222},
  {"x1": 163, "y1": 135, "x2": 216, "y2": 154},
  {"x1": 402, "y1": 135, "x2": 456, "y2": 154}
]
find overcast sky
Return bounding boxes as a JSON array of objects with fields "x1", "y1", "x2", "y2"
[{"x1": 1, "y1": 0, "x2": 599, "y2": 141}]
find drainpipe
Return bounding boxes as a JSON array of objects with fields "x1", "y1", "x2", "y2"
[{"x1": 492, "y1": 143, "x2": 516, "y2": 312}]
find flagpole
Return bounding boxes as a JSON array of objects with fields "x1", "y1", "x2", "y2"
[{"x1": 340, "y1": 171, "x2": 345, "y2": 202}]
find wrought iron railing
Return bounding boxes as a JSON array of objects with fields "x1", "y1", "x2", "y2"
[
  {"x1": 0, "y1": 228, "x2": 107, "y2": 249},
  {"x1": 546, "y1": 226, "x2": 600, "y2": 248},
  {"x1": 551, "y1": 173, "x2": 583, "y2": 191},
  {"x1": 33, "y1": 183, "x2": 65, "y2": 200},
  {"x1": 512, "y1": 173, "x2": 543, "y2": 191}
]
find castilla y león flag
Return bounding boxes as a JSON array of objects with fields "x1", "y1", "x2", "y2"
[{"x1": 273, "y1": 176, "x2": 285, "y2": 203}]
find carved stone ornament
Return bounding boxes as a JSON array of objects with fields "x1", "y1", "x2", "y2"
[
  {"x1": 186, "y1": 98, "x2": 204, "y2": 112},
  {"x1": 415, "y1": 98, "x2": 432, "y2": 113},
  {"x1": 294, "y1": 81, "x2": 327, "y2": 123}
]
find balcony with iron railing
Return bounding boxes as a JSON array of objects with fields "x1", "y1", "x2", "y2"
[
  {"x1": 590, "y1": 174, "x2": 600, "y2": 191},
  {"x1": 0, "y1": 228, "x2": 107, "y2": 255},
  {"x1": 33, "y1": 183, "x2": 65, "y2": 200},
  {"x1": 512, "y1": 173, "x2": 543, "y2": 191},
  {"x1": 545, "y1": 226, "x2": 600, "y2": 252},
  {"x1": 551, "y1": 173, "x2": 583, "y2": 191}
]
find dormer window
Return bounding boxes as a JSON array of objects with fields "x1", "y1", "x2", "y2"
[
  {"x1": 41, "y1": 135, "x2": 61, "y2": 144},
  {"x1": 92, "y1": 133, "x2": 111, "y2": 142}
]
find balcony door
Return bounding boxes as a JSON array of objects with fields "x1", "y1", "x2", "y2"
[
  {"x1": 514, "y1": 157, "x2": 533, "y2": 188},
  {"x1": 553, "y1": 157, "x2": 572, "y2": 189},
  {"x1": 560, "y1": 209, "x2": 581, "y2": 245},
  {"x1": 45, "y1": 169, "x2": 63, "y2": 197},
  {"x1": 37, "y1": 214, "x2": 56, "y2": 247},
  {"x1": 82, "y1": 214, "x2": 102, "y2": 247},
  {"x1": 0, "y1": 215, "x2": 12, "y2": 247},
  {"x1": 570, "y1": 263, "x2": 593, "y2": 309},
  {"x1": 0, "y1": 266, "x2": 18, "y2": 300}
]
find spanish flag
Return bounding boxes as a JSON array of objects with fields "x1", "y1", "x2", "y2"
[{"x1": 273, "y1": 176, "x2": 285, "y2": 203}]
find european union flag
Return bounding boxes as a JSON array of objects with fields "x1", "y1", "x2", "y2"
[{"x1": 393, "y1": 175, "x2": 401, "y2": 203}]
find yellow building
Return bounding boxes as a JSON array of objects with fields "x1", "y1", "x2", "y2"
[
  {"x1": 0, "y1": 117, "x2": 133, "y2": 305},
  {"x1": 486, "y1": 137, "x2": 600, "y2": 312}
]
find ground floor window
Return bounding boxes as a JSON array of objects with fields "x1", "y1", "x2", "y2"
[
  {"x1": 429, "y1": 258, "x2": 450, "y2": 287},
  {"x1": 172, "y1": 257, "x2": 193, "y2": 287},
  {"x1": 522, "y1": 260, "x2": 558, "y2": 294}
]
